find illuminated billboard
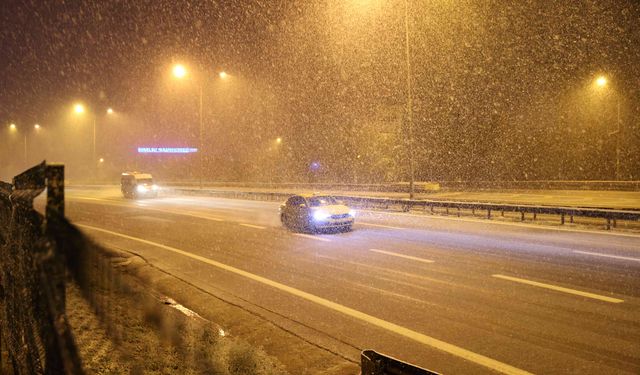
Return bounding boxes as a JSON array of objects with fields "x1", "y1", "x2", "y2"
[{"x1": 137, "y1": 147, "x2": 198, "y2": 154}]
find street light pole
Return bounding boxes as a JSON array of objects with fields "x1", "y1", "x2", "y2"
[
  {"x1": 403, "y1": 0, "x2": 416, "y2": 199},
  {"x1": 199, "y1": 82, "x2": 204, "y2": 189},
  {"x1": 615, "y1": 98, "x2": 620, "y2": 180},
  {"x1": 23, "y1": 134, "x2": 27, "y2": 165},
  {"x1": 93, "y1": 115, "x2": 97, "y2": 167}
]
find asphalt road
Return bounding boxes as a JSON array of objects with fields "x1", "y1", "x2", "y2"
[{"x1": 64, "y1": 187, "x2": 640, "y2": 374}]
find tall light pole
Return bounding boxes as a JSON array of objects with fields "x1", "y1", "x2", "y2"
[
  {"x1": 594, "y1": 75, "x2": 621, "y2": 180},
  {"x1": 403, "y1": 0, "x2": 416, "y2": 199},
  {"x1": 172, "y1": 64, "x2": 229, "y2": 189},
  {"x1": 8, "y1": 123, "x2": 41, "y2": 165},
  {"x1": 73, "y1": 103, "x2": 113, "y2": 180}
]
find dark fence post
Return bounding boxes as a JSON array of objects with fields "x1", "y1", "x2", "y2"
[{"x1": 361, "y1": 350, "x2": 440, "y2": 375}]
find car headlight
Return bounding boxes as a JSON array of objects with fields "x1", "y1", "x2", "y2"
[
  {"x1": 152, "y1": 184, "x2": 159, "y2": 190},
  {"x1": 349, "y1": 209, "x2": 356, "y2": 217},
  {"x1": 312, "y1": 210, "x2": 331, "y2": 221},
  {"x1": 136, "y1": 185, "x2": 147, "y2": 193}
]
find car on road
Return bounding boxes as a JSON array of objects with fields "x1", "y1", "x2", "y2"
[
  {"x1": 121, "y1": 172, "x2": 159, "y2": 199},
  {"x1": 280, "y1": 194, "x2": 355, "y2": 233}
]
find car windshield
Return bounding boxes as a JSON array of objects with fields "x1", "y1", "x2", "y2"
[
  {"x1": 137, "y1": 178, "x2": 153, "y2": 184},
  {"x1": 307, "y1": 196, "x2": 338, "y2": 207}
]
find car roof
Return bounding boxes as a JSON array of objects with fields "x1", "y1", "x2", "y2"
[{"x1": 294, "y1": 193, "x2": 333, "y2": 199}]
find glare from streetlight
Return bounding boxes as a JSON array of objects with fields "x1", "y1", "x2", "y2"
[
  {"x1": 173, "y1": 64, "x2": 187, "y2": 79},
  {"x1": 34, "y1": 124, "x2": 40, "y2": 129},
  {"x1": 107, "y1": 108, "x2": 114, "y2": 115},
  {"x1": 219, "y1": 71, "x2": 228, "y2": 80},
  {"x1": 74, "y1": 103, "x2": 86, "y2": 114},
  {"x1": 99, "y1": 158, "x2": 104, "y2": 163},
  {"x1": 595, "y1": 75, "x2": 608, "y2": 88},
  {"x1": 276, "y1": 137, "x2": 282, "y2": 144},
  {"x1": 9, "y1": 123, "x2": 16, "y2": 130}
]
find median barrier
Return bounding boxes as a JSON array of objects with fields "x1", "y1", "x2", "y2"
[{"x1": 169, "y1": 187, "x2": 640, "y2": 230}]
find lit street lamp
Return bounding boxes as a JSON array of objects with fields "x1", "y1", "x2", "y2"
[
  {"x1": 8, "y1": 123, "x2": 41, "y2": 164},
  {"x1": 72, "y1": 103, "x2": 115, "y2": 176},
  {"x1": 593, "y1": 75, "x2": 622, "y2": 180},
  {"x1": 172, "y1": 63, "x2": 229, "y2": 189}
]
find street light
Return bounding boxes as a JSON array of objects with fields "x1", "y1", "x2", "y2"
[
  {"x1": 173, "y1": 64, "x2": 187, "y2": 79},
  {"x1": 72, "y1": 103, "x2": 114, "y2": 177},
  {"x1": 74, "y1": 103, "x2": 85, "y2": 114},
  {"x1": 8, "y1": 123, "x2": 40, "y2": 164},
  {"x1": 172, "y1": 63, "x2": 229, "y2": 189},
  {"x1": 592, "y1": 74, "x2": 621, "y2": 180},
  {"x1": 351, "y1": 0, "x2": 416, "y2": 197},
  {"x1": 595, "y1": 75, "x2": 607, "y2": 87}
]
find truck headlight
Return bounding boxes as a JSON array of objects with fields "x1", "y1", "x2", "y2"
[
  {"x1": 137, "y1": 185, "x2": 147, "y2": 193},
  {"x1": 349, "y1": 209, "x2": 356, "y2": 217},
  {"x1": 152, "y1": 184, "x2": 159, "y2": 190}
]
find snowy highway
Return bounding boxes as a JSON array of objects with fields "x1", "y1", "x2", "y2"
[{"x1": 66, "y1": 187, "x2": 640, "y2": 374}]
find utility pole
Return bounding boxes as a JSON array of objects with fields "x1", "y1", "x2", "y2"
[
  {"x1": 199, "y1": 82, "x2": 204, "y2": 189},
  {"x1": 404, "y1": 0, "x2": 416, "y2": 199},
  {"x1": 615, "y1": 98, "x2": 620, "y2": 180}
]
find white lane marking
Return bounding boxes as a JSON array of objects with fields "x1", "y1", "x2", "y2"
[
  {"x1": 492, "y1": 274, "x2": 624, "y2": 304},
  {"x1": 77, "y1": 223, "x2": 531, "y2": 375},
  {"x1": 295, "y1": 233, "x2": 331, "y2": 242},
  {"x1": 369, "y1": 249, "x2": 434, "y2": 264},
  {"x1": 359, "y1": 222, "x2": 405, "y2": 230},
  {"x1": 573, "y1": 250, "x2": 640, "y2": 263},
  {"x1": 131, "y1": 215, "x2": 175, "y2": 224},
  {"x1": 240, "y1": 223, "x2": 266, "y2": 230},
  {"x1": 360, "y1": 209, "x2": 640, "y2": 238},
  {"x1": 69, "y1": 196, "x2": 224, "y2": 222}
]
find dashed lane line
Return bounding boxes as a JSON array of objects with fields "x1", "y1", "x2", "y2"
[
  {"x1": 369, "y1": 249, "x2": 434, "y2": 264},
  {"x1": 69, "y1": 196, "x2": 224, "y2": 222},
  {"x1": 295, "y1": 233, "x2": 332, "y2": 242},
  {"x1": 492, "y1": 274, "x2": 624, "y2": 304},
  {"x1": 573, "y1": 250, "x2": 640, "y2": 263},
  {"x1": 77, "y1": 223, "x2": 532, "y2": 375},
  {"x1": 358, "y1": 222, "x2": 405, "y2": 230},
  {"x1": 239, "y1": 223, "x2": 267, "y2": 230}
]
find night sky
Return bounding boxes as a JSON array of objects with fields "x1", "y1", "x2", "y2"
[{"x1": 1, "y1": 0, "x2": 639, "y2": 182}]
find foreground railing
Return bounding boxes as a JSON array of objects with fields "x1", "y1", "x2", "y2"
[{"x1": 0, "y1": 161, "x2": 81, "y2": 374}]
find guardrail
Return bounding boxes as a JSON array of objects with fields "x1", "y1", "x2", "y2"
[
  {"x1": 170, "y1": 187, "x2": 640, "y2": 230},
  {"x1": 158, "y1": 179, "x2": 640, "y2": 192}
]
